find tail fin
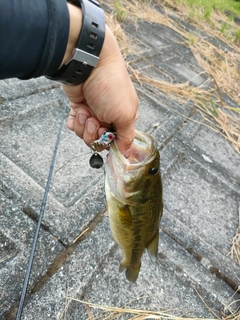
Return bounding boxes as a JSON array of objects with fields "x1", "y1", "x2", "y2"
[
  {"x1": 125, "y1": 265, "x2": 141, "y2": 282},
  {"x1": 119, "y1": 259, "x2": 141, "y2": 282}
]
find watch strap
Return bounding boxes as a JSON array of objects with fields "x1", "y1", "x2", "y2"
[{"x1": 46, "y1": 0, "x2": 105, "y2": 85}]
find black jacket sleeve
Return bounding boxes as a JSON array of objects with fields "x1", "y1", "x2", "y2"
[{"x1": 0, "y1": 0, "x2": 70, "y2": 80}]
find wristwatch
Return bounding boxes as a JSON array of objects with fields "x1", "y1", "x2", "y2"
[{"x1": 46, "y1": 0, "x2": 105, "y2": 85}]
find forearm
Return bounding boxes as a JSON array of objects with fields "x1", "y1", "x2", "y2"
[
  {"x1": 0, "y1": 0, "x2": 69, "y2": 80},
  {"x1": 60, "y1": 4, "x2": 82, "y2": 68}
]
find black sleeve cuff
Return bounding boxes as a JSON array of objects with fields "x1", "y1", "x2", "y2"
[{"x1": 0, "y1": 0, "x2": 69, "y2": 80}]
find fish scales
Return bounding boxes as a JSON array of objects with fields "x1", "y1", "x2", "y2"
[{"x1": 105, "y1": 130, "x2": 163, "y2": 282}]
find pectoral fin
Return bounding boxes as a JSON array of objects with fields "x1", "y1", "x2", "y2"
[
  {"x1": 146, "y1": 230, "x2": 159, "y2": 262},
  {"x1": 118, "y1": 205, "x2": 132, "y2": 226}
]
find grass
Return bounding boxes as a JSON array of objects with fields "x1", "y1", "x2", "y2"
[
  {"x1": 59, "y1": 293, "x2": 240, "y2": 320},
  {"x1": 106, "y1": 0, "x2": 240, "y2": 154},
  {"x1": 161, "y1": 0, "x2": 240, "y2": 44},
  {"x1": 63, "y1": 297, "x2": 216, "y2": 319},
  {"x1": 229, "y1": 203, "x2": 240, "y2": 266},
  {"x1": 113, "y1": 0, "x2": 127, "y2": 22},
  {"x1": 172, "y1": 0, "x2": 240, "y2": 18}
]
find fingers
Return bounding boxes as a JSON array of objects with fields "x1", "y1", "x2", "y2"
[
  {"x1": 115, "y1": 121, "x2": 136, "y2": 158},
  {"x1": 67, "y1": 105, "x2": 99, "y2": 144},
  {"x1": 67, "y1": 104, "x2": 137, "y2": 156},
  {"x1": 67, "y1": 104, "x2": 92, "y2": 135},
  {"x1": 67, "y1": 105, "x2": 113, "y2": 148},
  {"x1": 67, "y1": 103, "x2": 137, "y2": 156},
  {"x1": 67, "y1": 108, "x2": 77, "y2": 131},
  {"x1": 83, "y1": 118, "x2": 100, "y2": 146},
  {"x1": 114, "y1": 105, "x2": 138, "y2": 157}
]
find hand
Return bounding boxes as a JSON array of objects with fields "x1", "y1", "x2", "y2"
[{"x1": 62, "y1": 25, "x2": 138, "y2": 157}]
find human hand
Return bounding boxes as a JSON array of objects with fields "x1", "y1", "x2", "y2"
[{"x1": 62, "y1": 25, "x2": 138, "y2": 158}]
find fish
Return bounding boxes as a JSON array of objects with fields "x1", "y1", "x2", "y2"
[{"x1": 105, "y1": 130, "x2": 163, "y2": 282}]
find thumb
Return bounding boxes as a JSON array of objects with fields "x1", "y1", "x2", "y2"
[{"x1": 115, "y1": 123, "x2": 135, "y2": 158}]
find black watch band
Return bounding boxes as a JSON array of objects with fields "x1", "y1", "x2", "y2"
[{"x1": 46, "y1": 0, "x2": 105, "y2": 85}]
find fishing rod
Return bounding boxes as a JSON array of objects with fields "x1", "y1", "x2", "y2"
[{"x1": 15, "y1": 103, "x2": 67, "y2": 320}]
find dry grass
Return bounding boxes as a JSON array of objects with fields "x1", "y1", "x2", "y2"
[
  {"x1": 105, "y1": 14, "x2": 131, "y2": 59},
  {"x1": 189, "y1": 39, "x2": 240, "y2": 154},
  {"x1": 64, "y1": 296, "x2": 213, "y2": 320},
  {"x1": 60, "y1": 295, "x2": 240, "y2": 320},
  {"x1": 105, "y1": 0, "x2": 240, "y2": 154},
  {"x1": 229, "y1": 204, "x2": 240, "y2": 266}
]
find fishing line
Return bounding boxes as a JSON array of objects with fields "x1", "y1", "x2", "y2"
[
  {"x1": 54, "y1": 152, "x2": 92, "y2": 173},
  {"x1": 15, "y1": 103, "x2": 67, "y2": 320},
  {"x1": 55, "y1": 131, "x2": 116, "y2": 173}
]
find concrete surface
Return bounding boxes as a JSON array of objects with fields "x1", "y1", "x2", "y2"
[{"x1": 1, "y1": 2, "x2": 240, "y2": 320}]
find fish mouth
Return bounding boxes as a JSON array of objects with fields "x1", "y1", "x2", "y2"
[
  {"x1": 111, "y1": 130, "x2": 157, "y2": 169},
  {"x1": 105, "y1": 131, "x2": 158, "y2": 202}
]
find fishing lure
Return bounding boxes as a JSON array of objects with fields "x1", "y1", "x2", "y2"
[
  {"x1": 91, "y1": 131, "x2": 115, "y2": 149},
  {"x1": 89, "y1": 131, "x2": 116, "y2": 169}
]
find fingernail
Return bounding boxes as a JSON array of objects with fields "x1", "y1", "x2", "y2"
[
  {"x1": 79, "y1": 113, "x2": 88, "y2": 125},
  {"x1": 87, "y1": 121, "x2": 97, "y2": 133}
]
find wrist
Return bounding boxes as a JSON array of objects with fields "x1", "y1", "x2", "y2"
[
  {"x1": 61, "y1": 3, "x2": 83, "y2": 67},
  {"x1": 46, "y1": 0, "x2": 105, "y2": 85}
]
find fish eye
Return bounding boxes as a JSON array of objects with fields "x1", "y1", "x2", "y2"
[{"x1": 148, "y1": 167, "x2": 158, "y2": 175}]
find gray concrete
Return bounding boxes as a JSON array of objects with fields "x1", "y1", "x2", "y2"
[{"x1": 1, "y1": 2, "x2": 240, "y2": 320}]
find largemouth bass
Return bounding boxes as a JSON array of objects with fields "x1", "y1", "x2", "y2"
[{"x1": 105, "y1": 130, "x2": 163, "y2": 282}]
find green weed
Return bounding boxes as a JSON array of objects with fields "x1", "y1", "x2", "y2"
[
  {"x1": 113, "y1": 0, "x2": 127, "y2": 22},
  {"x1": 209, "y1": 99, "x2": 218, "y2": 117},
  {"x1": 235, "y1": 28, "x2": 240, "y2": 41},
  {"x1": 220, "y1": 21, "x2": 228, "y2": 34},
  {"x1": 176, "y1": 0, "x2": 240, "y2": 17}
]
